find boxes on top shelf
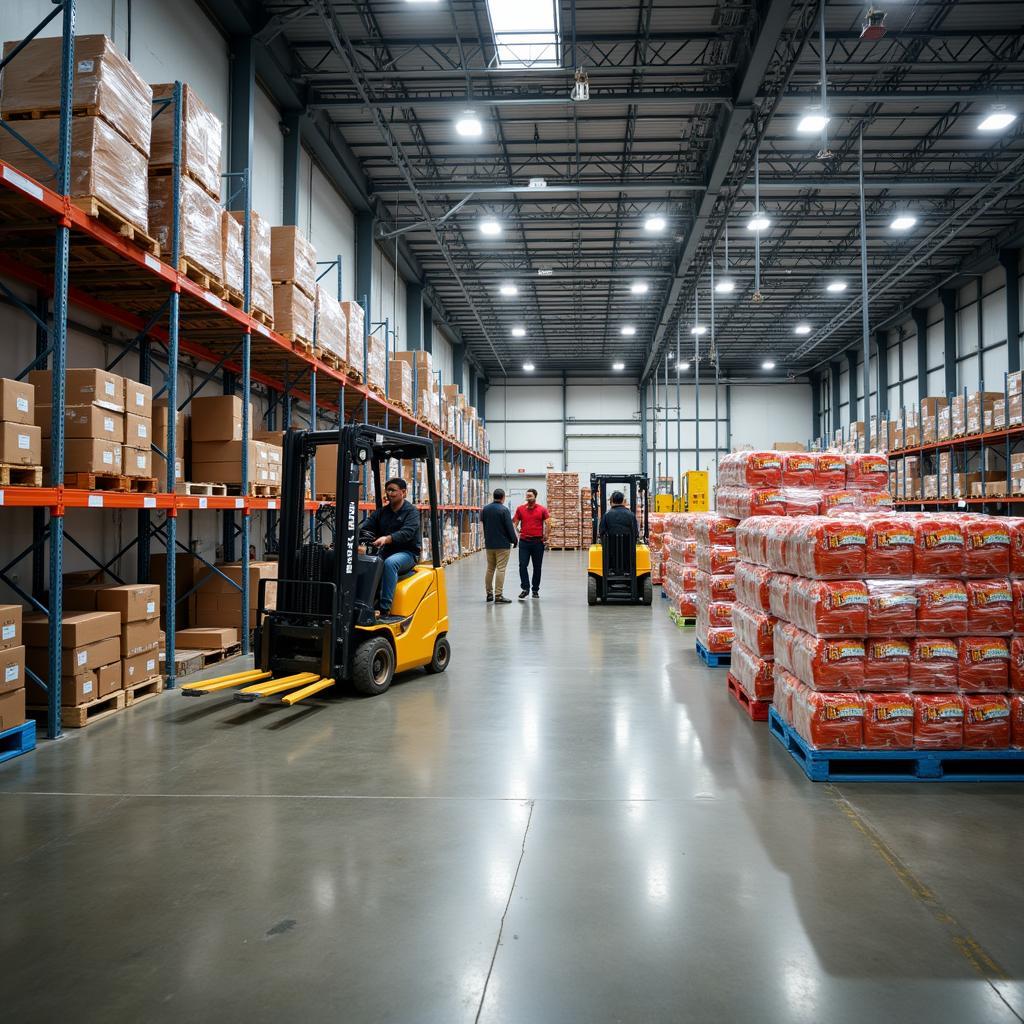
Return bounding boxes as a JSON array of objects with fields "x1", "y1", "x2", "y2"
[
  {"x1": 230, "y1": 208, "x2": 274, "y2": 322},
  {"x1": 149, "y1": 82, "x2": 222, "y2": 200},
  {"x1": 0, "y1": 35, "x2": 153, "y2": 157},
  {"x1": 388, "y1": 360, "x2": 413, "y2": 408},
  {"x1": 315, "y1": 287, "x2": 348, "y2": 364},
  {"x1": 149, "y1": 173, "x2": 223, "y2": 280},
  {"x1": 0, "y1": 421, "x2": 41, "y2": 466},
  {"x1": 270, "y1": 226, "x2": 316, "y2": 297},
  {"x1": 366, "y1": 333, "x2": 386, "y2": 392},
  {"x1": 273, "y1": 283, "x2": 315, "y2": 346},
  {"x1": 341, "y1": 302, "x2": 366, "y2": 369},
  {"x1": 221, "y1": 210, "x2": 244, "y2": 297}
]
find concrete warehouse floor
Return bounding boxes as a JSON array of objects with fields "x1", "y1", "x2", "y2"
[{"x1": 1, "y1": 552, "x2": 1022, "y2": 1023}]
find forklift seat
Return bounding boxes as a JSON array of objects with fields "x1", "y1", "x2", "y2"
[{"x1": 355, "y1": 552, "x2": 416, "y2": 611}]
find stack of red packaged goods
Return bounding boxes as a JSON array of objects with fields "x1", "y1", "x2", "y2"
[
  {"x1": 735, "y1": 511, "x2": 1024, "y2": 751},
  {"x1": 661, "y1": 514, "x2": 697, "y2": 618},
  {"x1": 694, "y1": 513, "x2": 739, "y2": 653},
  {"x1": 724, "y1": 451, "x2": 890, "y2": 707},
  {"x1": 650, "y1": 514, "x2": 666, "y2": 585}
]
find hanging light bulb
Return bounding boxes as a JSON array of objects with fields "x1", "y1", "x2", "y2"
[
  {"x1": 716, "y1": 222, "x2": 736, "y2": 293},
  {"x1": 751, "y1": 145, "x2": 765, "y2": 302}
]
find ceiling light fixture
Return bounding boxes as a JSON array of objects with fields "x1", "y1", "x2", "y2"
[
  {"x1": 691, "y1": 325, "x2": 707, "y2": 336},
  {"x1": 747, "y1": 212, "x2": 770, "y2": 233},
  {"x1": 630, "y1": 281, "x2": 649, "y2": 295},
  {"x1": 479, "y1": 217, "x2": 502, "y2": 236},
  {"x1": 890, "y1": 214, "x2": 917, "y2": 231},
  {"x1": 511, "y1": 326, "x2": 526, "y2": 337},
  {"x1": 621, "y1": 325, "x2": 636, "y2": 336},
  {"x1": 455, "y1": 110, "x2": 482, "y2": 137},
  {"x1": 762, "y1": 360, "x2": 776, "y2": 370},
  {"x1": 826, "y1": 279, "x2": 848, "y2": 293},
  {"x1": 797, "y1": 108, "x2": 829, "y2": 134},
  {"x1": 537, "y1": 267, "x2": 553, "y2": 276},
  {"x1": 522, "y1": 361, "x2": 535, "y2": 372},
  {"x1": 612, "y1": 361, "x2": 625, "y2": 371},
  {"x1": 679, "y1": 361, "x2": 690, "y2": 371},
  {"x1": 978, "y1": 108, "x2": 1017, "y2": 132},
  {"x1": 794, "y1": 323, "x2": 812, "y2": 336},
  {"x1": 499, "y1": 283, "x2": 518, "y2": 296},
  {"x1": 528, "y1": 176, "x2": 547, "y2": 189},
  {"x1": 716, "y1": 222, "x2": 735, "y2": 294},
  {"x1": 644, "y1": 215, "x2": 666, "y2": 233}
]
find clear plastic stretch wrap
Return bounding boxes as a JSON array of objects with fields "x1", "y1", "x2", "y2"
[
  {"x1": 962, "y1": 515, "x2": 1011, "y2": 576},
  {"x1": 731, "y1": 602, "x2": 776, "y2": 658},
  {"x1": 779, "y1": 622, "x2": 866, "y2": 691},
  {"x1": 731, "y1": 643, "x2": 775, "y2": 700},
  {"x1": 814, "y1": 452, "x2": 848, "y2": 489},
  {"x1": 366, "y1": 333, "x2": 386, "y2": 391},
  {"x1": 866, "y1": 578, "x2": 918, "y2": 636},
  {"x1": 862, "y1": 692, "x2": 916, "y2": 749},
  {"x1": 957, "y1": 636, "x2": 1009, "y2": 692},
  {"x1": 270, "y1": 226, "x2": 317, "y2": 297},
  {"x1": 1, "y1": 34, "x2": 153, "y2": 157},
  {"x1": 696, "y1": 616, "x2": 733, "y2": 653},
  {"x1": 315, "y1": 286, "x2": 347, "y2": 361},
  {"x1": 1012, "y1": 695, "x2": 1024, "y2": 748},
  {"x1": 272, "y1": 284, "x2": 314, "y2": 343},
  {"x1": 911, "y1": 639, "x2": 960, "y2": 691},
  {"x1": 1, "y1": 115, "x2": 149, "y2": 233},
  {"x1": 341, "y1": 302, "x2": 365, "y2": 369},
  {"x1": 696, "y1": 543, "x2": 737, "y2": 575},
  {"x1": 221, "y1": 210, "x2": 243, "y2": 295},
  {"x1": 650, "y1": 514, "x2": 665, "y2": 584},
  {"x1": 780, "y1": 451, "x2": 815, "y2": 487},
  {"x1": 913, "y1": 694, "x2": 964, "y2": 750},
  {"x1": 864, "y1": 638, "x2": 912, "y2": 690},
  {"x1": 845, "y1": 452, "x2": 889, "y2": 491},
  {"x1": 695, "y1": 571, "x2": 734, "y2": 602},
  {"x1": 734, "y1": 562, "x2": 773, "y2": 611},
  {"x1": 966, "y1": 579, "x2": 1013, "y2": 633},
  {"x1": 230, "y1": 209, "x2": 274, "y2": 319},
  {"x1": 149, "y1": 173, "x2": 222, "y2": 277},
  {"x1": 913, "y1": 514, "x2": 965, "y2": 576},
  {"x1": 693, "y1": 515, "x2": 739, "y2": 546},
  {"x1": 718, "y1": 451, "x2": 783, "y2": 487},
  {"x1": 151, "y1": 83, "x2": 222, "y2": 199},
  {"x1": 863, "y1": 514, "x2": 915, "y2": 576},
  {"x1": 716, "y1": 486, "x2": 785, "y2": 519},
  {"x1": 792, "y1": 687, "x2": 864, "y2": 749},
  {"x1": 963, "y1": 694, "x2": 1011, "y2": 749},
  {"x1": 916, "y1": 578, "x2": 968, "y2": 633},
  {"x1": 786, "y1": 578, "x2": 869, "y2": 636},
  {"x1": 772, "y1": 663, "x2": 801, "y2": 724}
]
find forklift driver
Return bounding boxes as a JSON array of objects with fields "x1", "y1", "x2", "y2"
[
  {"x1": 599, "y1": 490, "x2": 639, "y2": 541},
  {"x1": 359, "y1": 477, "x2": 422, "y2": 618}
]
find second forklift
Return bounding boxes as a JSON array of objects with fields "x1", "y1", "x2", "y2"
[{"x1": 586, "y1": 473, "x2": 653, "y2": 606}]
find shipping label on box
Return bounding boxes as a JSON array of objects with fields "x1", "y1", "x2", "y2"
[
  {"x1": 0, "y1": 377, "x2": 34, "y2": 425},
  {"x1": 96, "y1": 584, "x2": 159, "y2": 623},
  {"x1": 0, "y1": 422, "x2": 41, "y2": 465},
  {"x1": 0, "y1": 645, "x2": 25, "y2": 696},
  {"x1": 0, "y1": 604, "x2": 23, "y2": 652}
]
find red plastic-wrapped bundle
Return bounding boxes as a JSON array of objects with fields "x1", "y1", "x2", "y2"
[
  {"x1": 697, "y1": 618, "x2": 733, "y2": 653},
  {"x1": 695, "y1": 571, "x2": 734, "y2": 602},
  {"x1": 864, "y1": 515, "x2": 915, "y2": 576},
  {"x1": 966, "y1": 579, "x2": 1013, "y2": 634},
  {"x1": 718, "y1": 450, "x2": 782, "y2": 487},
  {"x1": 962, "y1": 694, "x2": 1011, "y2": 749},
  {"x1": 910, "y1": 638, "x2": 960, "y2": 691},
  {"x1": 649, "y1": 515, "x2": 665, "y2": 584},
  {"x1": 773, "y1": 621, "x2": 799, "y2": 673},
  {"x1": 697, "y1": 544, "x2": 737, "y2": 575},
  {"x1": 772, "y1": 664, "x2": 800, "y2": 723},
  {"x1": 1013, "y1": 580, "x2": 1024, "y2": 633},
  {"x1": 820, "y1": 490, "x2": 859, "y2": 513},
  {"x1": 731, "y1": 642, "x2": 774, "y2": 700},
  {"x1": 789, "y1": 628, "x2": 866, "y2": 690},
  {"x1": 864, "y1": 638, "x2": 911, "y2": 690},
  {"x1": 916, "y1": 579, "x2": 968, "y2": 634},
  {"x1": 846, "y1": 452, "x2": 889, "y2": 491},
  {"x1": 862, "y1": 693, "x2": 915, "y2": 749},
  {"x1": 957, "y1": 637, "x2": 1009, "y2": 692},
  {"x1": 867, "y1": 579, "x2": 918, "y2": 637},
  {"x1": 857, "y1": 490, "x2": 895, "y2": 511},
  {"x1": 731, "y1": 603, "x2": 776, "y2": 658},
  {"x1": 768, "y1": 572, "x2": 795, "y2": 621},
  {"x1": 680, "y1": 566, "x2": 699, "y2": 591},
  {"x1": 787, "y1": 578, "x2": 868, "y2": 636},
  {"x1": 1012, "y1": 636, "x2": 1024, "y2": 692},
  {"x1": 1008, "y1": 518, "x2": 1024, "y2": 576},
  {"x1": 706, "y1": 601, "x2": 735, "y2": 628},
  {"x1": 962, "y1": 515, "x2": 1011, "y2": 577},
  {"x1": 781, "y1": 451, "x2": 815, "y2": 487},
  {"x1": 734, "y1": 562, "x2": 773, "y2": 611},
  {"x1": 914, "y1": 694, "x2": 964, "y2": 750},
  {"x1": 1012, "y1": 695, "x2": 1024, "y2": 748},
  {"x1": 793, "y1": 689, "x2": 865, "y2": 749},
  {"x1": 913, "y1": 515, "x2": 965, "y2": 576},
  {"x1": 677, "y1": 592, "x2": 698, "y2": 617},
  {"x1": 693, "y1": 515, "x2": 739, "y2": 547},
  {"x1": 765, "y1": 518, "x2": 802, "y2": 572},
  {"x1": 787, "y1": 517, "x2": 867, "y2": 579},
  {"x1": 814, "y1": 452, "x2": 848, "y2": 490},
  {"x1": 782, "y1": 488, "x2": 822, "y2": 517},
  {"x1": 717, "y1": 486, "x2": 786, "y2": 519}
]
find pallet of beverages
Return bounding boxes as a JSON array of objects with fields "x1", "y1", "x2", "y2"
[{"x1": 546, "y1": 472, "x2": 581, "y2": 549}]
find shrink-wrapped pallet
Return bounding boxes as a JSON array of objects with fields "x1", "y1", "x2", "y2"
[
  {"x1": 963, "y1": 694, "x2": 1011, "y2": 749},
  {"x1": 230, "y1": 209, "x2": 273, "y2": 321},
  {"x1": 150, "y1": 82, "x2": 222, "y2": 199},
  {"x1": 731, "y1": 643, "x2": 775, "y2": 701},
  {"x1": 149, "y1": 173, "x2": 221, "y2": 277},
  {"x1": 913, "y1": 694, "x2": 964, "y2": 749},
  {"x1": 862, "y1": 693, "x2": 915, "y2": 749},
  {"x1": 734, "y1": 562, "x2": 773, "y2": 612},
  {"x1": 315, "y1": 286, "x2": 347, "y2": 363},
  {"x1": 270, "y1": 226, "x2": 316, "y2": 297},
  {"x1": 221, "y1": 209, "x2": 243, "y2": 295},
  {"x1": 273, "y1": 284, "x2": 314, "y2": 344},
  {"x1": 341, "y1": 302, "x2": 366, "y2": 370},
  {"x1": 366, "y1": 333, "x2": 386, "y2": 392},
  {"x1": 731, "y1": 603, "x2": 775, "y2": 658}
]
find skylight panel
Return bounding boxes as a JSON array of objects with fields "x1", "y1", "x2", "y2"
[{"x1": 486, "y1": 0, "x2": 561, "y2": 69}]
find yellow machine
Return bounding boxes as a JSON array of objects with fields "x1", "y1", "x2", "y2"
[
  {"x1": 685, "y1": 470, "x2": 709, "y2": 512},
  {"x1": 587, "y1": 473, "x2": 653, "y2": 605},
  {"x1": 654, "y1": 475, "x2": 675, "y2": 512},
  {"x1": 182, "y1": 424, "x2": 450, "y2": 704}
]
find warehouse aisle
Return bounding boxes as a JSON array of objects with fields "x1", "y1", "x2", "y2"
[{"x1": 1, "y1": 553, "x2": 1022, "y2": 1023}]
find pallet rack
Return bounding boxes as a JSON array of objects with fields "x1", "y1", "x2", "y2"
[{"x1": 0, "y1": 3, "x2": 487, "y2": 739}]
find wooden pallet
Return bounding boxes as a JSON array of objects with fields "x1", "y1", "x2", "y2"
[
  {"x1": 223, "y1": 287, "x2": 245, "y2": 310},
  {"x1": 319, "y1": 350, "x2": 344, "y2": 371},
  {"x1": 28, "y1": 690, "x2": 125, "y2": 728},
  {"x1": 251, "y1": 307, "x2": 274, "y2": 328},
  {"x1": 272, "y1": 278, "x2": 315, "y2": 302},
  {"x1": 147, "y1": 164, "x2": 221, "y2": 203},
  {"x1": 69, "y1": 195, "x2": 160, "y2": 256},
  {"x1": 127, "y1": 476, "x2": 158, "y2": 493},
  {"x1": 161, "y1": 648, "x2": 205, "y2": 678},
  {"x1": 280, "y1": 333, "x2": 316, "y2": 358},
  {"x1": 345, "y1": 364, "x2": 364, "y2": 383},
  {"x1": 199, "y1": 643, "x2": 242, "y2": 666},
  {"x1": 175, "y1": 481, "x2": 228, "y2": 496},
  {"x1": 225, "y1": 482, "x2": 282, "y2": 498},
  {"x1": 178, "y1": 256, "x2": 226, "y2": 294},
  {"x1": 0, "y1": 463, "x2": 42, "y2": 487},
  {"x1": 726, "y1": 673, "x2": 771, "y2": 721},
  {"x1": 5, "y1": 103, "x2": 101, "y2": 121},
  {"x1": 125, "y1": 675, "x2": 165, "y2": 707},
  {"x1": 64, "y1": 471, "x2": 130, "y2": 492}
]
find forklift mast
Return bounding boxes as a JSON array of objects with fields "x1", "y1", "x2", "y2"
[{"x1": 589, "y1": 473, "x2": 650, "y2": 545}]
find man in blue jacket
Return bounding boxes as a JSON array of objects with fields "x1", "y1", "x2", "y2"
[
  {"x1": 480, "y1": 488, "x2": 518, "y2": 603},
  {"x1": 359, "y1": 477, "x2": 421, "y2": 618}
]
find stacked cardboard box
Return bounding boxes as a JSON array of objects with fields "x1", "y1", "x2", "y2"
[
  {"x1": 341, "y1": 301, "x2": 365, "y2": 376},
  {"x1": 271, "y1": 227, "x2": 316, "y2": 346},
  {"x1": 580, "y1": 487, "x2": 594, "y2": 545},
  {"x1": 150, "y1": 82, "x2": 222, "y2": 200},
  {"x1": 191, "y1": 561, "x2": 278, "y2": 630},
  {"x1": 230, "y1": 208, "x2": 274, "y2": 323},
  {"x1": 189, "y1": 395, "x2": 281, "y2": 491},
  {"x1": 0, "y1": 378, "x2": 41, "y2": 474},
  {"x1": 545, "y1": 472, "x2": 581, "y2": 548},
  {"x1": 94, "y1": 584, "x2": 161, "y2": 690},
  {"x1": 221, "y1": 210, "x2": 244, "y2": 298},
  {"x1": 366, "y1": 333, "x2": 387, "y2": 393},
  {"x1": 0, "y1": 604, "x2": 26, "y2": 732},
  {"x1": 394, "y1": 350, "x2": 434, "y2": 417},
  {"x1": 316, "y1": 287, "x2": 348, "y2": 365},
  {"x1": 388, "y1": 359, "x2": 413, "y2": 409},
  {"x1": 154, "y1": 398, "x2": 187, "y2": 491},
  {"x1": 0, "y1": 35, "x2": 153, "y2": 235},
  {"x1": 25, "y1": 610, "x2": 122, "y2": 707}
]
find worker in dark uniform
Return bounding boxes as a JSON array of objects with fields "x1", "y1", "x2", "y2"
[
  {"x1": 359, "y1": 477, "x2": 422, "y2": 618},
  {"x1": 599, "y1": 490, "x2": 639, "y2": 541}
]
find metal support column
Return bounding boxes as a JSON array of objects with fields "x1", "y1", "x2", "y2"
[
  {"x1": 858, "y1": 129, "x2": 871, "y2": 451},
  {"x1": 561, "y1": 371, "x2": 568, "y2": 471},
  {"x1": 830, "y1": 360, "x2": 842, "y2": 438},
  {"x1": 451, "y1": 341, "x2": 465, "y2": 391},
  {"x1": 874, "y1": 330, "x2": 888, "y2": 420},
  {"x1": 913, "y1": 307, "x2": 929, "y2": 402},
  {"x1": 845, "y1": 350, "x2": 859, "y2": 427},
  {"x1": 941, "y1": 289, "x2": 958, "y2": 396},
  {"x1": 356, "y1": 211, "x2": 374, "y2": 318},
  {"x1": 810, "y1": 371, "x2": 821, "y2": 441},
  {"x1": 1000, "y1": 249, "x2": 1020, "y2": 373},
  {"x1": 422, "y1": 301, "x2": 433, "y2": 352},
  {"x1": 282, "y1": 110, "x2": 302, "y2": 226},
  {"x1": 406, "y1": 284, "x2": 424, "y2": 349},
  {"x1": 228, "y1": 35, "x2": 255, "y2": 183},
  {"x1": 640, "y1": 382, "x2": 648, "y2": 477},
  {"x1": 137, "y1": 335, "x2": 152, "y2": 581}
]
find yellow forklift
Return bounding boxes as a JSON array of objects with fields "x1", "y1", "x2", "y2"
[
  {"x1": 587, "y1": 473, "x2": 653, "y2": 606},
  {"x1": 182, "y1": 424, "x2": 450, "y2": 704}
]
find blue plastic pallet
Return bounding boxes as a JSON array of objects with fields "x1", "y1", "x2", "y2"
[
  {"x1": 0, "y1": 720, "x2": 36, "y2": 766},
  {"x1": 768, "y1": 708, "x2": 1024, "y2": 783},
  {"x1": 695, "y1": 639, "x2": 731, "y2": 668}
]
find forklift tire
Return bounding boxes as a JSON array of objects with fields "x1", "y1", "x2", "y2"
[
  {"x1": 352, "y1": 636, "x2": 396, "y2": 696},
  {"x1": 425, "y1": 635, "x2": 451, "y2": 674},
  {"x1": 642, "y1": 576, "x2": 653, "y2": 606},
  {"x1": 587, "y1": 576, "x2": 598, "y2": 606}
]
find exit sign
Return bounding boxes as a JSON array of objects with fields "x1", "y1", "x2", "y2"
[{"x1": 517, "y1": 468, "x2": 526, "y2": 473}]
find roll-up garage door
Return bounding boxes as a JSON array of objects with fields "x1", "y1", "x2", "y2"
[{"x1": 566, "y1": 434, "x2": 642, "y2": 480}]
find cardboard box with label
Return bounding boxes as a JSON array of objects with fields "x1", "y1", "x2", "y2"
[
  {"x1": 125, "y1": 413, "x2": 150, "y2": 448},
  {"x1": 43, "y1": 437, "x2": 122, "y2": 476},
  {"x1": 0, "y1": 422, "x2": 41, "y2": 465},
  {"x1": 123, "y1": 649, "x2": 160, "y2": 685},
  {"x1": 191, "y1": 438, "x2": 271, "y2": 486},
  {"x1": 0, "y1": 377, "x2": 34, "y2": 425},
  {"x1": 30, "y1": 368, "x2": 124, "y2": 412},
  {"x1": 0, "y1": 688, "x2": 25, "y2": 730},
  {"x1": 121, "y1": 617, "x2": 161, "y2": 658},
  {"x1": 97, "y1": 584, "x2": 159, "y2": 623},
  {"x1": 0, "y1": 604, "x2": 22, "y2": 651},
  {"x1": 174, "y1": 627, "x2": 238, "y2": 650},
  {"x1": 38, "y1": 404, "x2": 125, "y2": 443},
  {"x1": 124, "y1": 446, "x2": 152, "y2": 478},
  {"x1": 0, "y1": 645, "x2": 25, "y2": 695},
  {"x1": 28, "y1": 634, "x2": 120, "y2": 677}
]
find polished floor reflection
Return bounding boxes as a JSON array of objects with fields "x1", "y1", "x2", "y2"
[{"x1": 1, "y1": 552, "x2": 1022, "y2": 1023}]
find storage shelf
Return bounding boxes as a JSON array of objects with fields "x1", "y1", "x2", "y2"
[
  {"x1": 891, "y1": 497, "x2": 1024, "y2": 506},
  {"x1": 889, "y1": 423, "x2": 1024, "y2": 457}
]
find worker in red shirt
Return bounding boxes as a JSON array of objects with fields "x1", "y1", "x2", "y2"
[{"x1": 512, "y1": 487, "x2": 550, "y2": 599}]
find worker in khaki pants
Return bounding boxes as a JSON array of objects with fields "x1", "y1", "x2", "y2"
[{"x1": 480, "y1": 488, "x2": 518, "y2": 603}]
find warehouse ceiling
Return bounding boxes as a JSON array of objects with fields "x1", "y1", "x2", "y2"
[{"x1": 253, "y1": 0, "x2": 1024, "y2": 380}]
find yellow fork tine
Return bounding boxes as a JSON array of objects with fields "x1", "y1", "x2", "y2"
[
  {"x1": 181, "y1": 670, "x2": 270, "y2": 695},
  {"x1": 280, "y1": 677, "x2": 336, "y2": 706},
  {"x1": 234, "y1": 673, "x2": 319, "y2": 701}
]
